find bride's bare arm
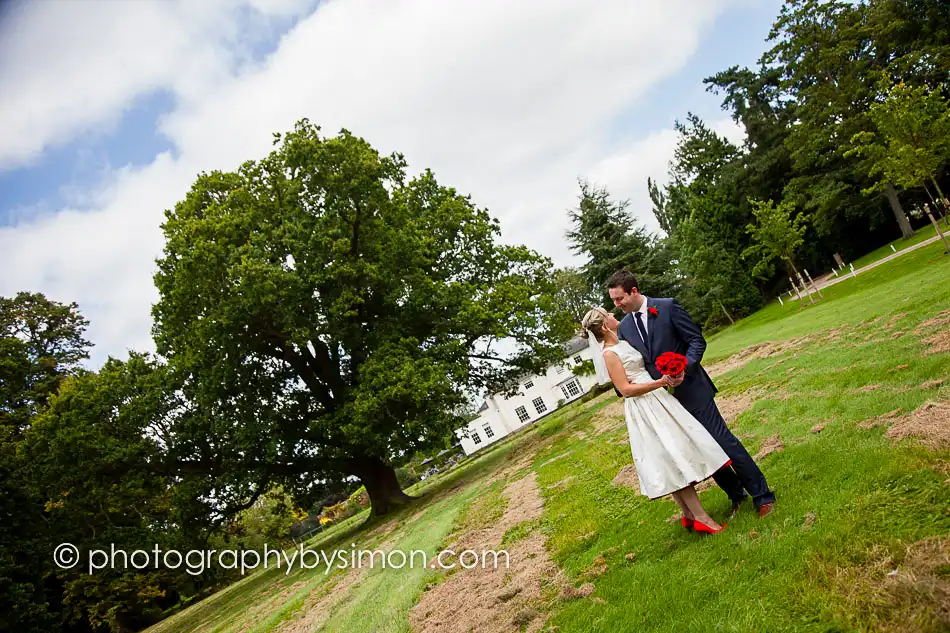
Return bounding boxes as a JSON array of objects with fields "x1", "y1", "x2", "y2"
[{"x1": 604, "y1": 351, "x2": 673, "y2": 397}]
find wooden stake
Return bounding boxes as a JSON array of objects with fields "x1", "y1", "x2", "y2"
[
  {"x1": 790, "y1": 277, "x2": 803, "y2": 301},
  {"x1": 796, "y1": 272, "x2": 815, "y2": 304},
  {"x1": 804, "y1": 268, "x2": 824, "y2": 299},
  {"x1": 924, "y1": 203, "x2": 950, "y2": 254},
  {"x1": 718, "y1": 299, "x2": 735, "y2": 325}
]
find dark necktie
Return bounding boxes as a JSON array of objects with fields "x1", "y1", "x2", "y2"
[{"x1": 634, "y1": 311, "x2": 648, "y2": 347}]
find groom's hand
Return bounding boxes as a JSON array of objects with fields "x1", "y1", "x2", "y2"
[{"x1": 670, "y1": 371, "x2": 685, "y2": 387}]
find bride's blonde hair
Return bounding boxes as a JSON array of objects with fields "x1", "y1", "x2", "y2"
[{"x1": 579, "y1": 306, "x2": 610, "y2": 343}]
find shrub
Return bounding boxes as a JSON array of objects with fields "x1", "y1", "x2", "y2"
[
  {"x1": 395, "y1": 466, "x2": 420, "y2": 488},
  {"x1": 572, "y1": 359, "x2": 596, "y2": 377}
]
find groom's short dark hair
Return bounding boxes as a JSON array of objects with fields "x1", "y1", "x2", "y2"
[{"x1": 607, "y1": 270, "x2": 638, "y2": 294}]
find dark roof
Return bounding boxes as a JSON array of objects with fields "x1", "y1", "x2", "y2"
[
  {"x1": 477, "y1": 400, "x2": 489, "y2": 413},
  {"x1": 562, "y1": 336, "x2": 588, "y2": 356}
]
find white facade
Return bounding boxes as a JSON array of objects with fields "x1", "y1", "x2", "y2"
[{"x1": 455, "y1": 337, "x2": 611, "y2": 456}]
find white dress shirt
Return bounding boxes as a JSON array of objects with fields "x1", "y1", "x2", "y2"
[{"x1": 634, "y1": 296, "x2": 650, "y2": 338}]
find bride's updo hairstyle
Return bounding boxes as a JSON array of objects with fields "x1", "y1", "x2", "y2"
[{"x1": 580, "y1": 306, "x2": 610, "y2": 343}]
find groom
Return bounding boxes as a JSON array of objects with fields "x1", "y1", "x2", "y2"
[{"x1": 606, "y1": 270, "x2": 776, "y2": 518}]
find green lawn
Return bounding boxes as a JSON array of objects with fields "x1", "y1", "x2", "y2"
[
  {"x1": 705, "y1": 235, "x2": 950, "y2": 361},
  {"x1": 849, "y1": 221, "x2": 944, "y2": 271},
  {"x1": 145, "y1": 237, "x2": 950, "y2": 633}
]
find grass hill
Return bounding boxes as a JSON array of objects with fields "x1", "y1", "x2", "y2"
[{"x1": 145, "y1": 236, "x2": 950, "y2": 633}]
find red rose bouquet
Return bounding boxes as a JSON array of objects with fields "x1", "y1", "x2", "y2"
[{"x1": 655, "y1": 351, "x2": 688, "y2": 376}]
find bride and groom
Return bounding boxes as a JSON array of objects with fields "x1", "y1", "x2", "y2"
[{"x1": 581, "y1": 270, "x2": 775, "y2": 533}]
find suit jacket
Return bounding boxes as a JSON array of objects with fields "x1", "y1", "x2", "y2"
[{"x1": 616, "y1": 297, "x2": 717, "y2": 412}]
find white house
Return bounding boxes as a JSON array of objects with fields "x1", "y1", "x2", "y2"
[{"x1": 455, "y1": 335, "x2": 612, "y2": 456}]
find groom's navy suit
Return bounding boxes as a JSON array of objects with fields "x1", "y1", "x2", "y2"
[{"x1": 618, "y1": 297, "x2": 776, "y2": 509}]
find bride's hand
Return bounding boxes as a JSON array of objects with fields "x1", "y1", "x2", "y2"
[{"x1": 658, "y1": 374, "x2": 675, "y2": 389}]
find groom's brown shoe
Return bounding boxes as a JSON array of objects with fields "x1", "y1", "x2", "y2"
[{"x1": 757, "y1": 502, "x2": 775, "y2": 518}]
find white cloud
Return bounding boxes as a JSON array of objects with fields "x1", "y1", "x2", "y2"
[
  {"x1": 0, "y1": 0, "x2": 738, "y2": 367},
  {"x1": 0, "y1": 0, "x2": 316, "y2": 168},
  {"x1": 582, "y1": 117, "x2": 746, "y2": 235},
  {"x1": 711, "y1": 117, "x2": 747, "y2": 147}
]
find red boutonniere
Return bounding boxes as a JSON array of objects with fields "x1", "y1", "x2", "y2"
[{"x1": 648, "y1": 307, "x2": 659, "y2": 317}]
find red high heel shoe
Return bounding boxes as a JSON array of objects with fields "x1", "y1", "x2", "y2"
[
  {"x1": 681, "y1": 516, "x2": 695, "y2": 532},
  {"x1": 692, "y1": 519, "x2": 726, "y2": 534}
]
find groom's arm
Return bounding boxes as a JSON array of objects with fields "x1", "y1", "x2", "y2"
[{"x1": 669, "y1": 299, "x2": 706, "y2": 375}]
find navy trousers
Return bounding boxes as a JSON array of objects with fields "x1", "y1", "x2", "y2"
[{"x1": 685, "y1": 398, "x2": 776, "y2": 508}]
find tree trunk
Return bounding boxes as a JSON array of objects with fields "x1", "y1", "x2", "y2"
[
  {"x1": 717, "y1": 299, "x2": 735, "y2": 325},
  {"x1": 884, "y1": 182, "x2": 914, "y2": 239},
  {"x1": 930, "y1": 177, "x2": 947, "y2": 204},
  {"x1": 929, "y1": 177, "x2": 949, "y2": 225},
  {"x1": 787, "y1": 258, "x2": 800, "y2": 279},
  {"x1": 353, "y1": 455, "x2": 415, "y2": 516}
]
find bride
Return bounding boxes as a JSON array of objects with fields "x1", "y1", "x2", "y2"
[{"x1": 581, "y1": 306, "x2": 730, "y2": 534}]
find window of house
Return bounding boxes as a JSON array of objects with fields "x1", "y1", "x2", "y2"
[
  {"x1": 471, "y1": 430, "x2": 482, "y2": 445},
  {"x1": 560, "y1": 378, "x2": 582, "y2": 400},
  {"x1": 532, "y1": 397, "x2": 547, "y2": 414},
  {"x1": 515, "y1": 406, "x2": 529, "y2": 422},
  {"x1": 555, "y1": 366, "x2": 565, "y2": 374},
  {"x1": 483, "y1": 425, "x2": 494, "y2": 439},
  {"x1": 523, "y1": 379, "x2": 534, "y2": 390},
  {"x1": 573, "y1": 355, "x2": 582, "y2": 364}
]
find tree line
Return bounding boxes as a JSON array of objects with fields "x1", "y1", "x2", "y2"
[
  {"x1": 559, "y1": 0, "x2": 950, "y2": 329},
  {"x1": 3, "y1": 1, "x2": 950, "y2": 630},
  {"x1": 1, "y1": 124, "x2": 574, "y2": 632}
]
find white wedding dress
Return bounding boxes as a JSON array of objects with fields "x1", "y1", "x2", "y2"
[{"x1": 604, "y1": 340, "x2": 731, "y2": 499}]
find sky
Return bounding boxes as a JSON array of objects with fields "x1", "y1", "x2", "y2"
[{"x1": 0, "y1": 0, "x2": 783, "y2": 368}]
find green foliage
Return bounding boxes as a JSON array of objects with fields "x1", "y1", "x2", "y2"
[
  {"x1": 551, "y1": 267, "x2": 601, "y2": 325},
  {"x1": 20, "y1": 354, "x2": 200, "y2": 633},
  {"x1": 758, "y1": 0, "x2": 940, "y2": 239},
  {"x1": 0, "y1": 292, "x2": 91, "y2": 435},
  {"x1": 0, "y1": 292, "x2": 92, "y2": 633},
  {"x1": 566, "y1": 180, "x2": 693, "y2": 309},
  {"x1": 394, "y1": 465, "x2": 420, "y2": 489},
  {"x1": 218, "y1": 487, "x2": 307, "y2": 551},
  {"x1": 743, "y1": 198, "x2": 809, "y2": 279},
  {"x1": 848, "y1": 79, "x2": 950, "y2": 196},
  {"x1": 150, "y1": 120, "x2": 574, "y2": 516},
  {"x1": 655, "y1": 115, "x2": 764, "y2": 322},
  {"x1": 571, "y1": 359, "x2": 595, "y2": 377},
  {"x1": 650, "y1": 0, "x2": 950, "y2": 311}
]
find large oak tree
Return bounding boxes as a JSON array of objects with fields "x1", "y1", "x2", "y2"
[{"x1": 152, "y1": 120, "x2": 572, "y2": 517}]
